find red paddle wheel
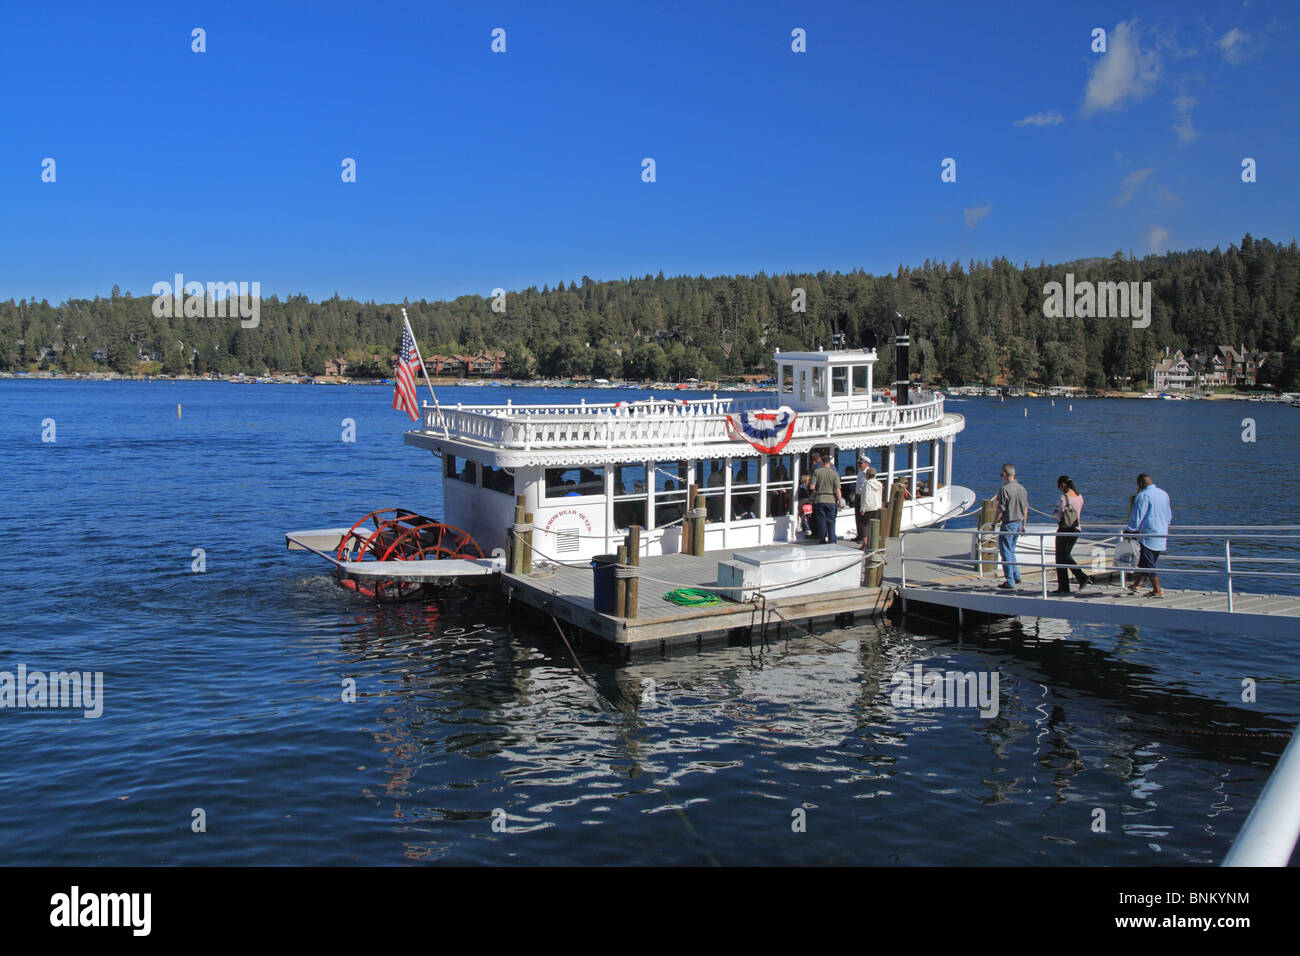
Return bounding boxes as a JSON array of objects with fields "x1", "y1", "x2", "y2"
[{"x1": 334, "y1": 508, "x2": 485, "y2": 602}]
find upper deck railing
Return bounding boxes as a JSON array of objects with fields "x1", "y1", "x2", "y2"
[{"x1": 416, "y1": 394, "x2": 947, "y2": 451}]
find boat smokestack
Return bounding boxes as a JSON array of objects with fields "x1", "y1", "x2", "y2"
[{"x1": 892, "y1": 311, "x2": 910, "y2": 406}]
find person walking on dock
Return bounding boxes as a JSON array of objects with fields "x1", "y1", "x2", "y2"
[
  {"x1": 1052, "y1": 475, "x2": 1089, "y2": 593},
  {"x1": 810, "y1": 454, "x2": 844, "y2": 544},
  {"x1": 994, "y1": 463, "x2": 1027, "y2": 589},
  {"x1": 1124, "y1": 473, "x2": 1171, "y2": 597}
]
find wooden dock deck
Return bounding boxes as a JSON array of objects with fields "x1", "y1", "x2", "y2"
[
  {"x1": 887, "y1": 530, "x2": 1300, "y2": 639},
  {"x1": 502, "y1": 543, "x2": 890, "y2": 652}
]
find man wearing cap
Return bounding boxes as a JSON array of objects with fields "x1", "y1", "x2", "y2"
[{"x1": 854, "y1": 453, "x2": 883, "y2": 548}]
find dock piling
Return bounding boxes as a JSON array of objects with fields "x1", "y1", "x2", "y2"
[
  {"x1": 887, "y1": 483, "x2": 905, "y2": 538},
  {"x1": 692, "y1": 494, "x2": 706, "y2": 556},
  {"x1": 626, "y1": 525, "x2": 641, "y2": 619},
  {"x1": 615, "y1": 544, "x2": 628, "y2": 618},
  {"x1": 522, "y1": 511, "x2": 533, "y2": 574},
  {"x1": 511, "y1": 498, "x2": 527, "y2": 575},
  {"x1": 683, "y1": 483, "x2": 698, "y2": 554},
  {"x1": 866, "y1": 518, "x2": 883, "y2": 587}
]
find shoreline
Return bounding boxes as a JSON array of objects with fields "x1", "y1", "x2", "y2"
[{"x1": 0, "y1": 371, "x2": 1278, "y2": 400}]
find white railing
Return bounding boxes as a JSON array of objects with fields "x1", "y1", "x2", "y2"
[
  {"x1": 899, "y1": 525, "x2": 1300, "y2": 601},
  {"x1": 419, "y1": 395, "x2": 947, "y2": 450},
  {"x1": 1223, "y1": 723, "x2": 1300, "y2": 866}
]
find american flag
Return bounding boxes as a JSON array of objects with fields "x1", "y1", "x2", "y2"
[{"x1": 393, "y1": 317, "x2": 421, "y2": 421}]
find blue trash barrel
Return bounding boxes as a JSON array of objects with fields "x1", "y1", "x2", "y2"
[{"x1": 591, "y1": 554, "x2": 618, "y2": 613}]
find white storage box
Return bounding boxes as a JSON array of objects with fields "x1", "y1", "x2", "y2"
[{"x1": 718, "y1": 545, "x2": 862, "y2": 601}]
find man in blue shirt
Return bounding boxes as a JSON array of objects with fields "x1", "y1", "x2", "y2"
[{"x1": 1124, "y1": 473, "x2": 1172, "y2": 597}]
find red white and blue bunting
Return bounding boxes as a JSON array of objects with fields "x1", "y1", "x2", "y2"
[{"x1": 725, "y1": 406, "x2": 798, "y2": 454}]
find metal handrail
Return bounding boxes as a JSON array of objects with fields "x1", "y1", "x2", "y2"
[{"x1": 899, "y1": 524, "x2": 1300, "y2": 604}]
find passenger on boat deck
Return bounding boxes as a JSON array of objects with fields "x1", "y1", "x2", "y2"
[
  {"x1": 802, "y1": 454, "x2": 821, "y2": 538},
  {"x1": 810, "y1": 454, "x2": 843, "y2": 544},
  {"x1": 855, "y1": 456, "x2": 883, "y2": 548},
  {"x1": 706, "y1": 462, "x2": 725, "y2": 521}
]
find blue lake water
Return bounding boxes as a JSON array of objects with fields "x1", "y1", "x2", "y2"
[{"x1": 1, "y1": 380, "x2": 1296, "y2": 865}]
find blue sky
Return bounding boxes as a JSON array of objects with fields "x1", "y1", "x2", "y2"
[{"x1": 1, "y1": 0, "x2": 1296, "y2": 304}]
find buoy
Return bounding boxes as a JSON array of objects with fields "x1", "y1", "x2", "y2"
[
  {"x1": 1069, "y1": 404, "x2": 1073, "y2": 412},
  {"x1": 1024, "y1": 408, "x2": 1028, "y2": 417},
  {"x1": 177, "y1": 404, "x2": 182, "y2": 419},
  {"x1": 1051, "y1": 400, "x2": 1055, "y2": 407}
]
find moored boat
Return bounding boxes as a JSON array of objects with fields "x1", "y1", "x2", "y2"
[{"x1": 288, "y1": 345, "x2": 975, "y2": 594}]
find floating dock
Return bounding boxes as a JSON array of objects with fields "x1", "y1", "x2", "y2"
[
  {"x1": 503, "y1": 543, "x2": 890, "y2": 653},
  {"x1": 290, "y1": 520, "x2": 1300, "y2": 650},
  {"x1": 888, "y1": 529, "x2": 1300, "y2": 639}
]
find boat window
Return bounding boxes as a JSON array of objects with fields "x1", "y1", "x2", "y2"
[
  {"x1": 834, "y1": 448, "x2": 856, "y2": 478},
  {"x1": 936, "y1": 440, "x2": 948, "y2": 489},
  {"x1": 481, "y1": 464, "x2": 515, "y2": 496},
  {"x1": 612, "y1": 463, "x2": 646, "y2": 497},
  {"x1": 445, "y1": 455, "x2": 478, "y2": 485},
  {"x1": 811, "y1": 367, "x2": 825, "y2": 398},
  {"x1": 915, "y1": 442, "x2": 934, "y2": 498},
  {"x1": 767, "y1": 455, "x2": 795, "y2": 518},
  {"x1": 780, "y1": 366, "x2": 794, "y2": 394},
  {"x1": 832, "y1": 366, "x2": 848, "y2": 397},
  {"x1": 545, "y1": 466, "x2": 605, "y2": 499},
  {"x1": 852, "y1": 365, "x2": 869, "y2": 392},
  {"x1": 879, "y1": 444, "x2": 910, "y2": 502},
  {"x1": 653, "y1": 460, "x2": 689, "y2": 528},
  {"x1": 730, "y1": 457, "x2": 760, "y2": 520},
  {"x1": 613, "y1": 462, "x2": 647, "y2": 530},
  {"x1": 696, "y1": 458, "x2": 726, "y2": 522}
]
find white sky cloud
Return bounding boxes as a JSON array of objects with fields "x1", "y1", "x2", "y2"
[
  {"x1": 1146, "y1": 224, "x2": 1170, "y2": 252},
  {"x1": 964, "y1": 204, "x2": 992, "y2": 228},
  {"x1": 1172, "y1": 95, "x2": 1198, "y2": 143},
  {"x1": 1083, "y1": 21, "x2": 1160, "y2": 114},
  {"x1": 1218, "y1": 28, "x2": 1251, "y2": 65},
  {"x1": 1116, "y1": 168, "x2": 1154, "y2": 205},
  {"x1": 1014, "y1": 110, "x2": 1064, "y2": 127}
]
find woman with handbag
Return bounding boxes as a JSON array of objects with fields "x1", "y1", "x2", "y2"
[{"x1": 1052, "y1": 475, "x2": 1090, "y2": 593}]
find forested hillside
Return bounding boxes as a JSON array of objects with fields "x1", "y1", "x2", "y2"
[{"x1": 3, "y1": 234, "x2": 1297, "y2": 388}]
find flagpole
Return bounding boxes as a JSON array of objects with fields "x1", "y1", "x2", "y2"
[{"x1": 401, "y1": 308, "x2": 440, "y2": 416}]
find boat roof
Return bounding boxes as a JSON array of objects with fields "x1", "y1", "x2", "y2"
[{"x1": 775, "y1": 349, "x2": 878, "y2": 364}]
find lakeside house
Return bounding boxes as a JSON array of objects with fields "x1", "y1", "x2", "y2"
[
  {"x1": 420, "y1": 350, "x2": 506, "y2": 377},
  {"x1": 1152, "y1": 344, "x2": 1281, "y2": 391}
]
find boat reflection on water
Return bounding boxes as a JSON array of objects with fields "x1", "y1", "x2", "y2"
[{"x1": 324, "y1": 591, "x2": 1293, "y2": 864}]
